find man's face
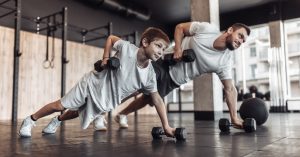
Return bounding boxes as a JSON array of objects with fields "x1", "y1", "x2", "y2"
[
  {"x1": 144, "y1": 39, "x2": 168, "y2": 61},
  {"x1": 226, "y1": 27, "x2": 248, "y2": 50}
]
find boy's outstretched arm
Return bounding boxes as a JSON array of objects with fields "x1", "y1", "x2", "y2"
[
  {"x1": 150, "y1": 92, "x2": 175, "y2": 137},
  {"x1": 102, "y1": 35, "x2": 121, "y2": 65}
]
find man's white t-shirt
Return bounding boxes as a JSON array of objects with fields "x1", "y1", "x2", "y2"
[
  {"x1": 61, "y1": 40, "x2": 157, "y2": 129},
  {"x1": 169, "y1": 22, "x2": 233, "y2": 85}
]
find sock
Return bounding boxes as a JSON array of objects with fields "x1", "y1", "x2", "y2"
[
  {"x1": 30, "y1": 115, "x2": 37, "y2": 121},
  {"x1": 57, "y1": 116, "x2": 62, "y2": 121}
]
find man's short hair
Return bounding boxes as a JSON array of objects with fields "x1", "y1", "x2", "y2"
[
  {"x1": 139, "y1": 27, "x2": 170, "y2": 46},
  {"x1": 231, "y1": 23, "x2": 251, "y2": 36}
]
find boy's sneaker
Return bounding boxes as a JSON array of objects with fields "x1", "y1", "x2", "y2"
[
  {"x1": 19, "y1": 116, "x2": 36, "y2": 137},
  {"x1": 115, "y1": 114, "x2": 128, "y2": 128},
  {"x1": 94, "y1": 115, "x2": 107, "y2": 131},
  {"x1": 42, "y1": 116, "x2": 61, "y2": 134}
]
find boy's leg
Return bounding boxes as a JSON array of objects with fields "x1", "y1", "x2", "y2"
[
  {"x1": 20, "y1": 100, "x2": 65, "y2": 137},
  {"x1": 42, "y1": 110, "x2": 79, "y2": 134},
  {"x1": 32, "y1": 100, "x2": 65, "y2": 120}
]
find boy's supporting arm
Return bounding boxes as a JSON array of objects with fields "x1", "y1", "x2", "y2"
[{"x1": 150, "y1": 92, "x2": 175, "y2": 137}]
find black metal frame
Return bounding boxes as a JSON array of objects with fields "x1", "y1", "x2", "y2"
[
  {"x1": 12, "y1": 0, "x2": 21, "y2": 123},
  {"x1": 61, "y1": 7, "x2": 68, "y2": 97},
  {"x1": 80, "y1": 22, "x2": 113, "y2": 44},
  {"x1": 118, "y1": 31, "x2": 139, "y2": 46}
]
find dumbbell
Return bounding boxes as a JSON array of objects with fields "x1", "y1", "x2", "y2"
[
  {"x1": 218, "y1": 118, "x2": 256, "y2": 133},
  {"x1": 151, "y1": 127, "x2": 186, "y2": 140},
  {"x1": 94, "y1": 57, "x2": 120, "y2": 72},
  {"x1": 164, "y1": 49, "x2": 196, "y2": 66}
]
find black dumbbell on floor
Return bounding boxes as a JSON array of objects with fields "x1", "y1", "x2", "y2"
[
  {"x1": 94, "y1": 57, "x2": 120, "y2": 72},
  {"x1": 219, "y1": 118, "x2": 256, "y2": 133},
  {"x1": 164, "y1": 49, "x2": 196, "y2": 66},
  {"x1": 151, "y1": 127, "x2": 186, "y2": 141}
]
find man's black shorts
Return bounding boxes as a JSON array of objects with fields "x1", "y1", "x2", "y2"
[{"x1": 151, "y1": 59, "x2": 180, "y2": 98}]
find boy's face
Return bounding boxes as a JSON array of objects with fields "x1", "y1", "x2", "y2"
[{"x1": 144, "y1": 38, "x2": 168, "y2": 61}]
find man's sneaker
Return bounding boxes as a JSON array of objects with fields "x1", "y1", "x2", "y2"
[
  {"x1": 94, "y1": 115, "x2": 107, "y2": 131},
  {"x1": 19, "y1": 116, "x2": 36, "y2": 137},
  {"x1": 115, "y1": 114, "x2": 128, "y2": 128},
  {"x1": 42, "y1": 116, "x2": 61, "y2": 134}
]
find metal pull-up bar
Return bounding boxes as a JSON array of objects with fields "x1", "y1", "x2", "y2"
[
  {"x1": 80, "y1": 22, "x2": 113, "y2": 44},
  {"x1": 33, "y1": 7, "x2": 69, "y2": 97}
]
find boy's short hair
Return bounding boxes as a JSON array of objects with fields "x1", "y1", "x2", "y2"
[
  {"x1": 139, "y1": 27, "x2": 170, "y2": 46},
  {"x1": 231, "y1": 23, "x2": 251, "y2": 36}
]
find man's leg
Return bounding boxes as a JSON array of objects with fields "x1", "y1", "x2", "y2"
[
  {"x1": 119, "y1": 94, "x2": 152, "y2": 115},
  {"x1": 58, "y1": 110, "x2": 79, "y2": 121},
  {"x1": 94, "y1": 113, "x2": 108, "y2": 131},
  {"x1": 115, "y1": 94, "x2": 152, "y2": 128}
]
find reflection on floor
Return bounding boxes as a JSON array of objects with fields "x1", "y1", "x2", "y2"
[{"x1": 1, "y1": 113, "x2": 300, "y2": 157}]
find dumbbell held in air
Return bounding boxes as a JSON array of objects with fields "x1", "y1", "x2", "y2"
[
  {"x1": 151, "y1": 127, "x2": 186, "y2": 141},
  {"x1": 94, "y1": 57, "x2": 120, "y2": 72},
  {"x1": 218, "y1": 118, "x2": 256, "y2": 133},
  {"x1": 164, "y1": 49, "x2": 196, "y2": 66}
]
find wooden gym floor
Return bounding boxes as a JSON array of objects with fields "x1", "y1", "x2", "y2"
[{"x1": 1, "y1": 112, "x2": 300, "y2": 157}]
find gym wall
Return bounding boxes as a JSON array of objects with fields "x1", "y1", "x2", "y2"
[
  {"x1": 0, "y1": 25, "x2": 156, "y2": 121},
  {"x1": 0, "y1": 25, "x2": 98, "y2": 120},
  {"x1": 0, "y1": 26, "x2": 14, "y2": 120}
]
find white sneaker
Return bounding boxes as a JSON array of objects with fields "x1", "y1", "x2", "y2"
[
  {"x1": 19, "y1": 116, "x2": 36, "y2": 137},
  {"x1": 42, "y1": 116, "x2": 61, "y2": 134},
  {"x1": 115, "y1": 114, "x2": 128, "y2": 128},
  {"x1": 94, "y1": 115, "x2": 107, "y2": 131}
]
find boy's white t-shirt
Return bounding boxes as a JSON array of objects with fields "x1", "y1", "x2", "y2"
[
  {"x1": 169, "y1": 22, "x2": 233, "y2": 85},
  {"x1": 61, "y1": 40, "x2": 157, "y2": 129}
]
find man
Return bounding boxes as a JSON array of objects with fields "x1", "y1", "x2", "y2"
[{"x1": 115, "y1": 21, "x2": 250, "y2": 129}]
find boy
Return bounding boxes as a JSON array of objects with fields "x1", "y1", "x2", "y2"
[{"x1": 19, "y1": 27, "x2": 175, "y2": 137}]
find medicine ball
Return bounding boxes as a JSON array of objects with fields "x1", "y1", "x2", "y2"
[{"x1": 239, "y1": 98, "x2": 269, "y2": 125}]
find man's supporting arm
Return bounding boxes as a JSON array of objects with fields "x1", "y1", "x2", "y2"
[{"x1": 222, "y1": 79, "x2": 243, "y2": 128}]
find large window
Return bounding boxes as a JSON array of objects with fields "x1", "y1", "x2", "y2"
[
  {"x1": 285, "y1": 18, "x2": 300, "y2": 98},
  {"x1": 233, "y1": 25, "x2": 270, "y2": 96},
  {"x1": 250, "y1": 47, "x2": 257, "y2": 57},
  {"x1": 250, "y1": 64, "x2": 257, "y2": 79}
]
